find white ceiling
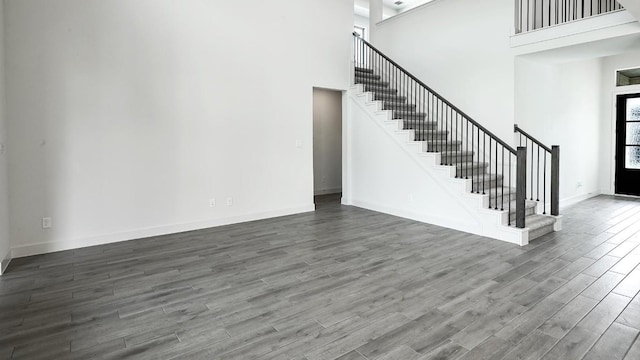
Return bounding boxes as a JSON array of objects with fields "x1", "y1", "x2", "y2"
[
  {"x1": 354, "y1": 0, "x2": 436, "y2": 19},
  {"x1": 382, "y1": 0, "x2": 435, "y2": 12}
]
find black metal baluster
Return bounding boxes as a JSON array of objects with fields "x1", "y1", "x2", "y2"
[
  {"x1": 450, "y1": 107, "x2": 454, "y2": 167},
  {"x1": 440, "y1": 100, "x2": 444, "y2": 157},
  {"x1": 430, "y1": 93, "x2": 434, "y2": 151},
  {"x1": 419, "y1": 84, "x2": 421, "y2": 142},
  {"x1": 489, "y1": 138, "x2": 492, "y2": 207},
  {"x1": 457, "y1": 111, "x2": 461, "y2": 170},
  {"x1": 543, "y1": 150, "x2": 547, "y2": 214},
  {"x1": 495, "y1": 140, "x2": 499, "y2": 210},
  {"x1": 353, "y1": 36, "x2": 355, "y2": 84},
  {"x1": 527, "y1": 0, "x2": 530, "y2": 31},
  {"x1": 531, "y1": 140, "x2": 534, "y2": 200},
  {"x1": 477, "y1": 124, "x2": 480, "y2": 193},
  {"x1": 534, "y1": 0, "x2": 537, "y2": 29},
  {"x1": 501, "y1": 148, "x2": 505, "y2": 210},
  {"x1": 471, "y1": 124, "x2": 475, "y2": 186},
  {"x1": 419, "y1": 85, "x2": 422, "y2": 143},
  {"x1": 466, "y1": 119, "x2": 469, "y2": 179},
  {"x1": 457, "y1": 113, "x2": 461, "y2": 175},
  {"x1": 483, "y1": 134, "x2": 486, "y2": 196},
  {"x1": 368, "y1": 47, "x2": 371, "y2": 90},
  {"x1": 425, "y1": 88, "x2": 428, "y2": 143},
  {"x1": 459, "y1": 115, "x2": 463, "y2": 177},
  {"x1": 419, "y1": 84, "x2": 423, "y2": 143},
  {"x1": 451, "y1": 112, "x2": 458, "y2": 178},
  {"x1": 509, "y1": 153, "x2": 512, "y2": 226},
  {"x1": 537, "y1": 145, "x2": 540, "y2": 201}
]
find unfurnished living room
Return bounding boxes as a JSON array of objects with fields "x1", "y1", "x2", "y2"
[{"x1": 1, "y1": 0, "x2": 640, "y2": 359}]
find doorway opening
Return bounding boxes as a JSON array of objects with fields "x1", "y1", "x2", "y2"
[
  {"x1": 615, "y1": 93, "x2": 640, "y2": 196},
  {"x1": 313, "y1": 88, "x2": 343, "y2": 207}
]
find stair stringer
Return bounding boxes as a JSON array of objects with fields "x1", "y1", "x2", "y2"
[{"x1": 346, "y1": 85, "x2": 530, "y2": 245}]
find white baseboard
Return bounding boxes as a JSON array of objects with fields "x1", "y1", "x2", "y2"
[
  {"x1": 351, "y1": 199, "x2": 481, "y2": 235},
  {"x1": 314, "y1": 188, "x2": 342, "y2": 196},
  {"x1": 611, "y1": 193, "x2": 640, "y2": 199},
  {"x1": 599, "y1": 188, "x2": 614, "y2": 196},
  {"x1": 559, "y1": 192, "x2": 600, "y2": 209},
  {"x1": 11, "y1": 204, "x2": 315, "y2": 258},
  {"x1": 0, "y1": 249, "x2": 12, "y2": 275}
]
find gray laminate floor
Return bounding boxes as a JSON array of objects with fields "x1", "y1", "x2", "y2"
[{"x1": 1, "y1": 194, "x2": 640, "y2": 359}]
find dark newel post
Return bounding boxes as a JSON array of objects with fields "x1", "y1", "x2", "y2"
[
  {"x1": 551, "y1": 145, "x2": 560, "y2": 216},
  {"x1": 517, "y1": 147, "x2": 527, "y2": 229}
]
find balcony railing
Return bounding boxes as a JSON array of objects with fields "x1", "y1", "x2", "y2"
[{"x1": 515, "y1": 0, "x2": 624, "y2": 34}]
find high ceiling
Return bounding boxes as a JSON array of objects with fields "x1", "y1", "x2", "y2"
[
  {"x1": 354, "y1": 0, "x2": 436, "y2": 19},
  {"x1": 381, "y1": 0, "x2": 435, "y2": 12}
]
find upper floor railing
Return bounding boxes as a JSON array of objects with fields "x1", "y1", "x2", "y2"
[{"x1": 515, "y1": 0, "x2": 624, "y2": 34}]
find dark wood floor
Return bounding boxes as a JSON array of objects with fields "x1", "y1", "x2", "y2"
[{"x1": 1, "y1": 194, "x2": 639, "y2": 359}]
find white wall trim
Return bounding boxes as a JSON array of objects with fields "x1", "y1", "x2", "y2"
[
  {"x1": 611, "y1": 192, "x2": 640, "y2": 199},
  {"x1": 0, "y1": 249, "x2": 12, "y2": 275},
  {"x1": 11, "y1": 204, "x2": 314, "y2": 258},
  {"x1": 351, "y1": 198, "x2": 479, "y2": 234},
  {"x1": 314, "y1": 188, "x2": 342, "y2": 196},
  {"x1": 559, "y1": 192, "x2": 600, "y2": 209}
]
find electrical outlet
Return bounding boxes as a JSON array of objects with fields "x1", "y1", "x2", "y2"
[
  {"x1": 226, "y1": 197, "x2": 233, "y2": 206},
  {"x1": 209, "y1": 198, "x2": 216, "y2": 207},
  {"x1": 0, "y1": 143, "x2": 5, "y2": 155},
  {"x1": 295, "y1": 140, "x2": 302, "y2": 148},
  {"x1": 42, "y1": 217, "x2": 52, "y2": 229}
]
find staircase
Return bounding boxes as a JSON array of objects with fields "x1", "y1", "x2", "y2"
[{"x1": 349, "y1": 35, "x2": 561, "y2": 245}]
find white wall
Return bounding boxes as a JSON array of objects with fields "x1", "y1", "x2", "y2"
[
  {"x1": 346, "y1": 93, "x2": 483, "y2": 235},
  {"x1": 5, "y1": 0, "x2": 352, "y2": 257},
  {"x1": 373, "y1": 0, "x2": 516, "y2": 142},
  {"x1": 0, "y1": 0, "x2": 11, "y2": 273},
  {"x1": 515, "y1": 57, "x2": 603, "y2": 206},
  {"x1": 599, "y1": 51, "x2": 640, "y2": 194},
  {"x1": 313, "y1": 89, "x2": 342, "y2": 196}
]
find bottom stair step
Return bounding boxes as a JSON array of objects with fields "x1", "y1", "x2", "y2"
[{"x1": 522, "y1": 214, "x2": 557, "y2": 241}]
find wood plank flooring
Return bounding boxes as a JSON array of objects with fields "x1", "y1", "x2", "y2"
[{"x1": 1, "y1": 194, "x2": 639, "y2": 359}]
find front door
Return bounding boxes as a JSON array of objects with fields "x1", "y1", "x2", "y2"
[{"x1": 616, "y1": 93, "x2": 640, "y2": 196}]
